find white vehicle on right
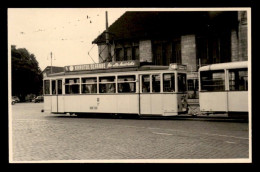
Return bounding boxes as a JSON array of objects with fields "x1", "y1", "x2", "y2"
[{"x1": 199, "y1": 61, "x2": 248, "y2": 117}]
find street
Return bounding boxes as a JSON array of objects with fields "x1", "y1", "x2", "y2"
[{"x1": 10, "y1": 103, "x2": 250, "y2": 162}]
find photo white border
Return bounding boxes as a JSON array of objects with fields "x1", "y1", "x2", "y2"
[{"x1": 8, "y1": 7, "x2": 252, "y2": 164}]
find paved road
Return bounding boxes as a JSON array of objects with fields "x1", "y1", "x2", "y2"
[{"x1": 10, "y1": 103, "x2": 250, "y2": 162}]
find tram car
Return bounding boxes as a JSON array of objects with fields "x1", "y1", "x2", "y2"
[
  {"x1": 199, "y1": 61, "x2": 248, "y2": 116},
  {"x1": 43, "y1": 61, "x2": 188, "y2": 117}
]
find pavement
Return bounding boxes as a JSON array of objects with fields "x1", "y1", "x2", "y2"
[{"x1": 10, "y1": 103, "x2": 250, "y2": 163}]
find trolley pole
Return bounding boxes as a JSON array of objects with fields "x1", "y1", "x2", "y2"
[{"x1": 50, "y1": 52, "x2": 53, "y2": 74}]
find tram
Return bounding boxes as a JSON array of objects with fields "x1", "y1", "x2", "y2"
[
  {"x1": 43, "y1": 60, "x2": 188, "y2": 117},
  {"x1": 199, "y1": 61, "x2": 248, "y2": 116}
]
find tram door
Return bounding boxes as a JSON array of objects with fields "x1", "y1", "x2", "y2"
[
  {"x1": 139, "y1": 74, "x2": 162, "y2": 115},
  {"x1": 139, "y1": 75, "x2": 151, "y2": 115},
  {"x1": 51, "y1": 79, "x2": 64, "y2": 113}
]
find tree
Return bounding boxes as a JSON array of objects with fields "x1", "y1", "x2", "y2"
[{"x1": 11, "y1": 45, "x2": 43, "y2": 101}]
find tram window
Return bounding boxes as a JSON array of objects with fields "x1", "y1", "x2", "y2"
[
  {"x1": 65, "y1": 78, "x2": 80, "y2": 94},
  {"x1": 178, "y1": 73, "x2": 187, "y2": 92},
  {"x1": 152, "y1": 75, "x2": 160, "y2": 92},
  {"x1": 229, "y1": 68, "x2": 248, "y2": 91},
  {"x1": 118, "y1": 75, "x2": 136, "y2": 93},
  {"x1": 142, "y1": 75, "x2": 150, "y2": 93},
  {"x1": 99, "y1": 76, "x2": 115, "y2": 93},
  {"x1": 44, "y1": 80, "x2": 50, "y2": 95},
  {"x1": 52, "y1": 80, "x2": 56, "y2": 94},
  {"x1": 200, "y1": 70, "x2": 225, "y2": 91},
  {"x1": 163, "y1": 73, "x2": 175, "y2": 92},
  {"x1": 57, "y1": 80, "x2": 62, "y2": 94},
  {"x1": 82, "y1": 77, "x2": 97, "y2": 94}
]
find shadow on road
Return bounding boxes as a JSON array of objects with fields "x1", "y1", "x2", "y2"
[{"x1": 45, "y1": 113, "x2": 248, "y2": 123}]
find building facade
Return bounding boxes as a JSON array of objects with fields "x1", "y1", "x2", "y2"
[{"x1": 92, "y1": 11, "x2": 248, "y2": 99}]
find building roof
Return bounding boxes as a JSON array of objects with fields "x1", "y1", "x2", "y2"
[{"x1": 92, "y1": 11, "x2": 238, "y2": 44}]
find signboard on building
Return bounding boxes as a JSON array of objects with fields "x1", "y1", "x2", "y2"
[{"x1": 65, "y1": 60, "x2": 140, "y2": 72}]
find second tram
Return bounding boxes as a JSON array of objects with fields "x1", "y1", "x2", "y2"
[{"x1": 199, "y1": 61, "x2": 248, "y2": 116}]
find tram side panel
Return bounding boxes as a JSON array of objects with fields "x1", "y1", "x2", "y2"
[
  {"x1": 44, "y1": 96, "x2": 52, "y2": 113},
  {"x1": 140, "y1": 94, "x2": 151, "y2": 115},
  {"x1": 51, "y1": 96, "x2": 57, "y2": 113},
  {"x1": 63, "y1": 95, "x2": 118, "y2": 114},
  {"x1": 57, "y1": 96, "x2": 65, "y2": 113},
  {"x1": 162, "y1": 94, "x2": 178, "y2": 116},
  {"x1": 117, "y1": 94, "x2": 139, "y2": 114},
  {"x1": 150, "y1": 94, "x2": 163, "y2": 115},
  {"x1": 227, "y1": 91, "x2": 248, "y2": 112},
  {"x1": 63, "y1": 95, "x2": 80, "y2": 113},
  {"x1": 199, "y1": 92, "x2": 228, "y2": 113},
  {"x1": 79, "y1": 95, "x2": 100, "y2": 113}
]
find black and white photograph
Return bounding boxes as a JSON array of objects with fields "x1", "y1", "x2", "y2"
[{"x1": 8, "y1": 8, "x2": 251, "y2": 163}]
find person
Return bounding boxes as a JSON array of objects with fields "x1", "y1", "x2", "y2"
[
  {"x1": 107, "y1": 83, "x2": 115, "y2": 93},
  {"x1": 142, "y1": 84, "x2": 149, "y2": 93}
]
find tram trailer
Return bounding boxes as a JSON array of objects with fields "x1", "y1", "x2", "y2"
[{"x1": 199, "y1": 61, "x2": 249, "y2": 117}]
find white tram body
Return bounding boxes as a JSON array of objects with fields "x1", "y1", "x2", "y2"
[
  {"x1": 199, "y1": 61, "x2": 248, "y2": 114},
  {"x1": 43, "y1": 62, "x2": 188, "y2": 117}
]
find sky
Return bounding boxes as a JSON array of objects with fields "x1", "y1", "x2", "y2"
[
  {"x1": 8, "y1": 8, "x2": 245, "y2": 71},
  {"x1": 8, "y1": 8, "x2": 128, "y2": 71}
]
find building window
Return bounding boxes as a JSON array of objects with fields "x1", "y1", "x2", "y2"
[
  {"x1": 99, "y1": 76, "x2": 115, "y2": 93},
  {"x1": 82, "y1": 77, "x2": 97, "y2": 94},
  {"x1": 132, "y1": 46, "x2": 139, "y2": 60},
  {"x1": 152, "y1": 39, "x2": 181, "y2": 66},
  {"x1": 200, "y1": 70, "x2": 225, "y2": 91},
  {"x1": 118, "y1": 75, "x2": 136, "y2": 93},
  {"x1": 187, "y1": 80, "x2": 194, "y2": 91},
  {"x1": 125, "y1": 47, "x2": 132, "y2": 60},
  {"x1": 115, "y1": 42, "x2": 139, "y2": 61},
  {"x1": 44, "y1": 80, "x2": 50, "y2": 95},
  {"x1": 163, "y1": 73, "x2": 175, "y2": 92},
  {"x1": 229, "y1": 68, "x2": 248, "y2": 91},
  {"x1": 115, "y1": 48, "x2": 124, "y2": 61},
  {"x1": 196, "y1": 32, "x2": 231, "y2": 66},
  {"x1": 65, "y1": 78, "x2": 80, "y2": 94},
  {"x1": 187, "y1": 79, "x2": 198, "y2": 99}
]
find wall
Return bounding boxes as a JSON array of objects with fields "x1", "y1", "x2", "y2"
[
  {"x1": 231, "y1": 29, "x2": 239, "y2": 62},
  {"x1": 98, "y1": 44, "x2": 109, "y2": 63},
  {"x1": 231, "y1": 11, "x2": 248, "y2": 62},
  {"x1": 139, "y1": 40, "x2": 153, "y2": 63},
  {"x1": 181, "y1": 35, "x2": 197, "y2": 72},
  {"x1": 238, "y1": 11, "x2": 248, "y2": 61}
]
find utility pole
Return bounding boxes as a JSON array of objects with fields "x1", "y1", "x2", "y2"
[
  {"x1": 105, "y1": 11, "x2": 112, "y2": 62},
  {"x1": 50, "y1": 52, "x2": 53, "y2": 74}
]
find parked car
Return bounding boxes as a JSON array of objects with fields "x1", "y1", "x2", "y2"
[
  {"x1": 11, "y1": 98, "x2": 16, "y2": 105},
  {"x1": 12, "y1": 96, "x2": 20, "y2": 103},
  {"x1": 33, "y1": 96, "x2": 44, "y2": 103}
]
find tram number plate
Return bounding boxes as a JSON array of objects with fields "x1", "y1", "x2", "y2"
[{"x1": 90, "y1": 106, "x2": 98, "y2": 110}]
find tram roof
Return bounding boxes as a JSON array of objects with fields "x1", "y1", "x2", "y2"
[
  {"x1": 47, "y1": 65, "x2": 175, "y2": 77},
  {"x1": 199, "y1": 61, "x2": 248, "y2": 71}
]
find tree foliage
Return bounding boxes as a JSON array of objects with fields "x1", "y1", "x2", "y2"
[{"x1": 11, "y1": 45, "x2": 43, "y2": 101}]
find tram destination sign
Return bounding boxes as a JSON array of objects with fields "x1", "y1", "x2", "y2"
[{"x1": 65, "y1": 60, "x2": 140, "y2": 72}]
